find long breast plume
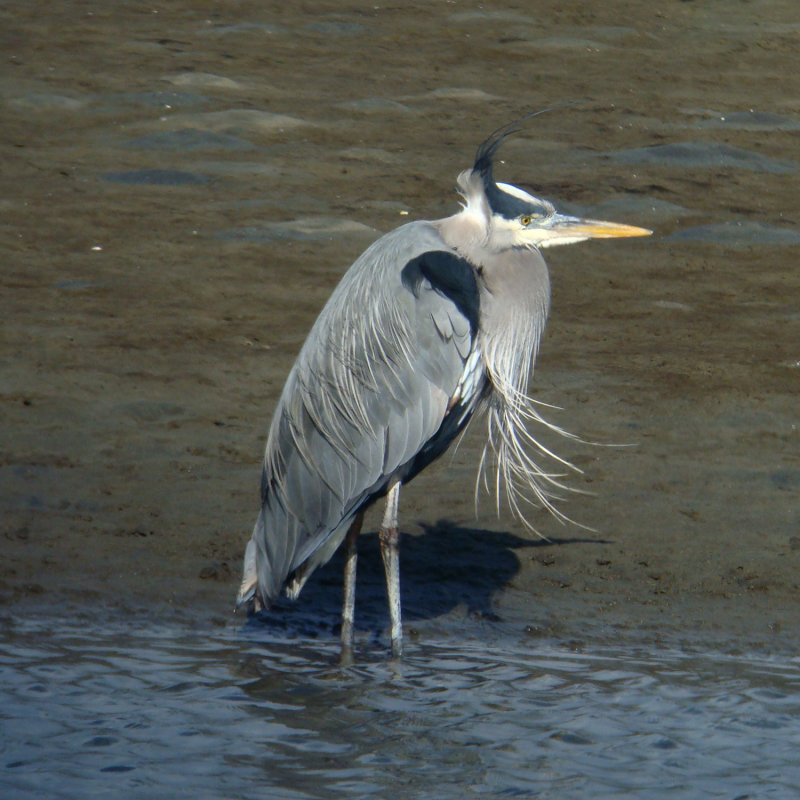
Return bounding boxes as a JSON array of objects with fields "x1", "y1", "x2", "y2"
[
  {"x1": 468, "y1": 110, "x2": 585, "y2": 532},
  {"x1": 475, "y1": 252, "x2": 581, "y2": 532}
]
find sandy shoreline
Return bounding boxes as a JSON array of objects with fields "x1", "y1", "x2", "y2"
[{"x1": 2, "y1": 1, "x2": 798, "y2": 655}]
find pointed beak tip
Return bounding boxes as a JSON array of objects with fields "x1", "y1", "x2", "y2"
[
  {"x1": 568, "y1": 219, "x2": 653, "y2": 239},
  {"x1": 618, "y1": 225, "x2": 652, "y2": 239},
  {"x1": 581, "y1": 221, "x2": 653, "y2": 239}
]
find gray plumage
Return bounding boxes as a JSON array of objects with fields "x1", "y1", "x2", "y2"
[
  {"x1": 237, "y1": 118, "x2": 650, "y2": 654},
  {"x1": 243, "y1": 223, "x2": 478, "y2": 606}
]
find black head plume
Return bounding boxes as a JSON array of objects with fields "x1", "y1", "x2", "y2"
[
  {"x1": 473, "y1": 117, "x2": 523, "y2": 187},
  {"x1": 472, "y1": 103, "x2": 581, "y2": 219}
]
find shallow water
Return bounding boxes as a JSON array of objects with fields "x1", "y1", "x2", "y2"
[{"x1": 2, "y1": 616, "x2": 799, "y2": 800}]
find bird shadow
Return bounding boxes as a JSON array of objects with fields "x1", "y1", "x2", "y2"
[{"x1": 244, "y1": 518, "x2": 611, "y2": 641}]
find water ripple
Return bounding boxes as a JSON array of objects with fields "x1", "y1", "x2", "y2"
[{"x1": 1, "y1": 617, "x2": 799, "y2": 799}]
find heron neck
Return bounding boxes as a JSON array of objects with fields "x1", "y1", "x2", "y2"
[{"x1": 476, "y1": 246, "x2": 551, "y2": 399}]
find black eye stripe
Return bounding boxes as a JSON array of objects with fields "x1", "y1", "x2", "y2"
[{"x1": 486, "y1": 183, "x2": 552, "y2": 221}]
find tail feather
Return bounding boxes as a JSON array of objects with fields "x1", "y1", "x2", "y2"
[
  {"x1": 235, "y1": 538, "x2": 259, "y2": 611},
  {"x1": 235, "y1": 503, "x2": 294, "y2": 613}
]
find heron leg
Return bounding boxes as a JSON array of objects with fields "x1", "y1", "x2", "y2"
[
  {"x1": 340, "y1": 512, "x2": 364, "y2": 652},
  {"x1": 379, "y1": 481, "x2": 403, "y2": 657}
]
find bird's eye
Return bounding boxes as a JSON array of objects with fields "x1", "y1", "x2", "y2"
[{"x1": 520, "y1": 215, "x2": 532, "y2": 227}]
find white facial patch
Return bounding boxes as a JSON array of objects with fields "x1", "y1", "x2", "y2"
[{"x1": 495, "y1": 182, "x2": 540, "y2": 204}]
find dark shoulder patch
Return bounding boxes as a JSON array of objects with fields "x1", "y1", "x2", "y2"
[{"x1": 401, "y1": 250, "x2": 480, "y2": 336}]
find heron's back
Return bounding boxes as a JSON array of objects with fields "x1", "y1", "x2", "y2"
[{"x1": 239, "y1": 222, "x2": 479, "y2": 608}]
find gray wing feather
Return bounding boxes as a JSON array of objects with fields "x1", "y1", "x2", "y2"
[{"x1": 238, "y1": 222, "x2": 475, "y2": 608}]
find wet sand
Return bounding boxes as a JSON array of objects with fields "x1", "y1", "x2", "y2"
[{"x1": 2, "y1": 1, "x2": 799, "y2": 652}]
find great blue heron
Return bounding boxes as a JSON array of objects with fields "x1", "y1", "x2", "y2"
[{"x1": 236, "y1": 116, "x2": 650, "y2": 655}]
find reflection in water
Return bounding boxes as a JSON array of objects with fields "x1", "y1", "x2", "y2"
[{"x1": 2, "y1": 616, "x2": 799, "y2": 799}]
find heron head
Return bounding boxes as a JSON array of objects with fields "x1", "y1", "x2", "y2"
[{"x1": 468, "y1": 115, "x2": 652, "y2": 250}]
